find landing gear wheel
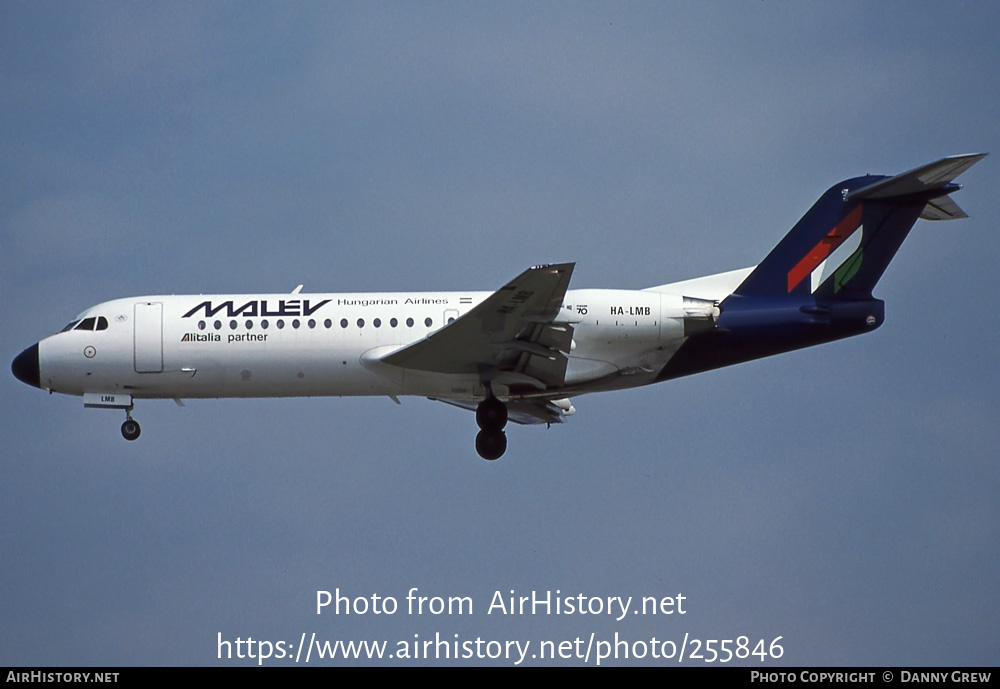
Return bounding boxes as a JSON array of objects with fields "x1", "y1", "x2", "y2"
[
  {"x1": 476, "y1": 430, "x2": 507, "y2": 461},
  {"x1": 476, "y1": 397, "x2": 508, "y2": 431},
  {"x1": 121, "y1": 419, "x2": 141, "y2": 441}
]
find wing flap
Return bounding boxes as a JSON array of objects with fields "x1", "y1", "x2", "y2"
[{"x1": 522, "y1": 345, "x2": 569, "y2": 388}]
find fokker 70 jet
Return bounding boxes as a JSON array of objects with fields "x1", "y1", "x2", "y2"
[{"x1": 12, "y1": 154, "x2": 985, "y2": 459}]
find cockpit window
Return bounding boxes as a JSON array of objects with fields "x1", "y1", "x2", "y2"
[
  {"x1": 61, "y1": 315, "x2": 108, "y2": 333},
  {"x1": 71, "y1": 316, "x2": 110, "y2": 331}
]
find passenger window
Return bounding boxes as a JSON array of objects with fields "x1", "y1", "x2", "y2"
[{"x1": 424, "y1": 317, "x2": 433, "y2": 327}]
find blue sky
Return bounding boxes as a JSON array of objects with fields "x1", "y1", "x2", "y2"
[{"x1": 3, "y1": 2, "x2": 998, "y2": 666}]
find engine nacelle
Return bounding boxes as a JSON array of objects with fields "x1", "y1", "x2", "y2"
[{"x1": 659, "y1": 294, "x2": 720, "y2": 337}]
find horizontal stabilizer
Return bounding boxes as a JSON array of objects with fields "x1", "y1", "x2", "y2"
[
  {"x1": 731, "y1": 153, "x2": 986, "y2": 300},
  {"x1": 920, "y1": 194, "x2": 968, "y2": 221},
  {"x1": 847, "y1": 153, "x2": 986, "y2": 202}
]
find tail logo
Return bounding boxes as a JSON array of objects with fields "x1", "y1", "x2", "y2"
[{"x1": 786, "y1": 206, "x2": 864, "y2": 294}]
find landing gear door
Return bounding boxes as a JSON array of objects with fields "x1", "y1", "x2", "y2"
[{"x1": 134, "y1": 302, "x2": 163, "y2": 373}]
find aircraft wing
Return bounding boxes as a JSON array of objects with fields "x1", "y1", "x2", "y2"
[
  {"x1": 382, "y1": 263, "x2": 577, "y2": 390},
  {"x1": 431, "y1": 397, "x2": 573, "y2": 425}
]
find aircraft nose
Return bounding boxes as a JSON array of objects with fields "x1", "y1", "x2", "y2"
[{"x1": 11, "y1": 343, "x2": 41, "y2": 389}]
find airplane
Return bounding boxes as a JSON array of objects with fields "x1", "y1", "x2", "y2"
[{"x1": 11, "y1": 153, "x2": 986, "y2": 460}]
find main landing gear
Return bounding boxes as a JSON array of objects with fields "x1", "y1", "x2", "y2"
[
  {"x1": 121, "y1": 411, "x2": 141, "y2": 441},
  {"x1": 475, "y1": 397, "x2": 508, "y2": 460}
]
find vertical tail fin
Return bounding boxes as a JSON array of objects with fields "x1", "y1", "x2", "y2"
[{"x1": 732, "y1": 154, "x2": 986, "y2": 301}]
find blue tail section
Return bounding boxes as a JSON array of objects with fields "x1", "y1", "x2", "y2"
[
  {"x1": 732, "y1": 180, "x2": 871, "y2": 299},
  {"x1": 734, "y1": 153, "x2": 985, "y2": 301},
  {"x1": 656, "y1": 154, "x2": 986, "y2": 382}
]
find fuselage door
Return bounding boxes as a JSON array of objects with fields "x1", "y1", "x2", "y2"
[{"x1": 134, "y1": 302, "x2": 163, "y2": 373}]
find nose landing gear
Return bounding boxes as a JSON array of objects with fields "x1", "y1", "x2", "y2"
[
  {"x1": 81, "y1": 393, "x2": 141, "y2": 441},
  {"x1": 475, "y1": 397, "x2": 508, "y2": 460}
]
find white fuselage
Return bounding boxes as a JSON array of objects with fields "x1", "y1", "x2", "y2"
[
  {"x1": 36, "y1": 286, "x2": 716, "y2": 403},
  {"x1": 15, "y1": 154, "x2": 983, "y2": 457}
]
